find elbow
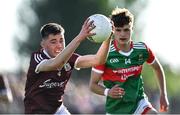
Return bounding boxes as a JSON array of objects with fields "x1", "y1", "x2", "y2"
[
  {"x1": 96, "y1": 57, "x2": 106, "y2": 66},
  {"x1": 98, "y1": 60, "x2": 106, "y2": 66},
  {"x1": 89, "y1": 83, "x2": 95, "y2": 92}
]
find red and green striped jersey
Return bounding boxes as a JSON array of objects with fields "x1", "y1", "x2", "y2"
[{"x1": 92, "y1": 40, "x2": 155, "y2": 114}]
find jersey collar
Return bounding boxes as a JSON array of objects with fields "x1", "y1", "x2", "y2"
[{"x1": 43, "y1": 49, "x2": 52, "y2": 59}]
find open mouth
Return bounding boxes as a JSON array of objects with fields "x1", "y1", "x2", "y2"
[
  {"x1": 55, "y1": 48, "x2": 64, "y2": 53},
  {"x1": 119, "y1": 38, "x2": 127, "y2": 41},
  {"x1": 55, "y1": 50, "x2": 61, "y2": 53}
]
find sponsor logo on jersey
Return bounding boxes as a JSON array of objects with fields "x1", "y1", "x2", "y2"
[
  {"x1": 39, "y1": 79, "x2": 67, "y2": 88},
  {"x1": 110, "y1": 58, "x2": 119, "y2": 63},
  {"x1": 113, "y1": 65, "x2": 142, "y2": 81}
]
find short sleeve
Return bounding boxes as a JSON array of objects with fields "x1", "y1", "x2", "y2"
[
  {"x1": 144, "y1": 44, "x2": 155, "y2": 64},
  {"x1": 70, "y1": 53, "x2": 80, "y2": 70},
  {"x1": 92, "y1": 64, "x2": 105, "y2": 74},
  {"x1": 30, "y1": 52, "x2": 47, "y2": 73}
]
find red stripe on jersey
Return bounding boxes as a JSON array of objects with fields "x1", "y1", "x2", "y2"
[
  {"x1": 144, "y1": 43, "x2": 155, "y2": 64},
  {"x1": 94, "y1": 64, "x2": 105, "y2": 71}
]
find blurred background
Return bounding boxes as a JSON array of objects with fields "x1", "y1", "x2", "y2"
[{"x1": 0, "y1": 0, "x2": 180, "y2": 114}]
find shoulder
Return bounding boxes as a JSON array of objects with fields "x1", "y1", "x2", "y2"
[
  {"x1": 109, "y1": 43, "x2": 116, "y2": 52},
  {"x1": 72, "y1": 53, "x2": 80, "y2": 57},
  {"x1": 30, "y1": 49, "x2": 47, "y2": 64},
  {"x1": 69, "y1": 53, "x2": 80, "y2": 63},
  {"x1": 133, "y1": 42, "x2": 148, "y2": 50}
]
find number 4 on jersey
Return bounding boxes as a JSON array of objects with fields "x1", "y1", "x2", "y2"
[{"x1": 125, "y1": 58, "x2": 131, "y2": 64}]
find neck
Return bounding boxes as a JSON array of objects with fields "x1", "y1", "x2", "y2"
[{"x1": 117, "y1": 41, "x2": 131, "y2": 52}]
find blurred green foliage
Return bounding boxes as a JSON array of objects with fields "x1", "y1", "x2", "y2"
[{"x1": 143, "y1": 63, "x2": 180, "y2": 97}]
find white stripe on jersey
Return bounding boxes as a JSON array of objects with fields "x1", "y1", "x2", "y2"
[
  {"x1": 134, "y1": 42, "x2": 144, "y2": 45},
  {"x1": 36, "y1": 54, "x2": 42, "y2": 62},
  {"x1": 74, "y1": 56, "x2": 81, "y2": 70},
  {"x1": 133, "y1": 42, "x2": 146, "y2": 49},
  {"x1": 39, "y1": 54, "x2": 43, "y2": 60},
  {"x1": 133, "y1": 46, "x2": 146, "y2": 49},
  {"x1": 110, "y1": 45, "x2": 116, "y2": 52},
  {"x1": 34, "y1": 53, "x2": 44, "y2": 63},
  {"x1": 92, "y1": 68, "x2": 104, "y2": 74},
  {"x1": 34, "y1": 54, "x2": 39, "y2": 63}
]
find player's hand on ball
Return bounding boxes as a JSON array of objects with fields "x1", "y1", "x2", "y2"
[
  {"x1": 87, "y1": 14, "x2": 112, "y2": 43},
  {"x1": 104, "y1": 20, "x2": 114, "y2": 41},
  {"x1": 108, "y1": 84, "x2": 125, "y2": 99},
  {"x1": 77, "y1": 18, "x2": 96, "y2": 42}
]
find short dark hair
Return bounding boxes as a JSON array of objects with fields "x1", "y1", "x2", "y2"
[
  {"x1": 110, "y1": 8, "x2": 134, "y2": 28},
  {"x1": 40, "y1": 23, "x2": 65, "y2": 39}
]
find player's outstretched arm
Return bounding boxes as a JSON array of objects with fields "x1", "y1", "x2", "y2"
[
  {"x1": 75, "y1": 33, "x2": 112, "y2": 69},
  {"x1": 151, "y1": 58, "x2": 169, "y2": 112},
  {"x1": 38, "y1": 19, "x2": 95, "y2": 71}
]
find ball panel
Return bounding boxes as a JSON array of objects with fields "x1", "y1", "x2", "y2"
[{"x1": 88, "y1": 14, "x2": 112, "y2": 43}]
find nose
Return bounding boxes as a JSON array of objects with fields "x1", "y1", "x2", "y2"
[
  {"x1": 56, "y1": 42, "x2": 64, "y2": 49},
  {"x1": 120, "y1": 31, "x2": 126, "y2": 37}
]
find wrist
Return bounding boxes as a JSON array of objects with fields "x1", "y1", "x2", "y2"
[
  {"x1": 76, "y1": 34, "x2": 86, "y2": 42},
  {"x1": 104, "y1": 88, "x2": 110, "y2": 96},
  {"x1": 161, "y1": 92, "x2": 167, "y2": 96}
]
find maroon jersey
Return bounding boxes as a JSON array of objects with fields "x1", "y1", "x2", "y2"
[{"x1": 24, "y1": 49, "x2": 79, "y2": 114}]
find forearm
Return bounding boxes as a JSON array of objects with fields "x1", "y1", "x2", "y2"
[
  {"x1": 90, "y1": 82, "x2": 106, "y2": 96},
  {"x1": 95, "y1": 38, "x2": 111, "y2": 64},
  {"x1": 75, "y1": 38, "x2": 111, "y2": 68},
  {"x1": 53, "y1": 37, "x2": 82, "y2": 68},
  {"x1": 153, "y1": 60, "x2": 167, "y2": 95},
  {"x1": 155, "y1": 65, "x2": 167, "y2": 95},
  {"x1": 39, "y1": 36, "x2": 82, "y2": 71}
]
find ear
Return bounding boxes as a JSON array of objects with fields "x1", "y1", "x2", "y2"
[
  {"x1": 40, "y1": 40, "x2": 45, "y2": 48},
  {"x1": 131, "y1": 26, "x2": 134, "y2": 31}
]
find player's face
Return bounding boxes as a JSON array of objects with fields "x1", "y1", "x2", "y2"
[
  {"x1": 114, "y1": 24, "x2": 132, "y2": 45},
  {"x1": 42, "y1": 33, "x2": 65, "y2": 58}
]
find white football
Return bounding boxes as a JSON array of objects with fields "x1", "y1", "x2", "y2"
[{"x1": 88, "y1": 14, "x2": 112, "y2": 43}]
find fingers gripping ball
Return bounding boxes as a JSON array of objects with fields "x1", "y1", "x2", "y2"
[{"x1": 88, "y1": 14, "x2": 112, "y2": 43}]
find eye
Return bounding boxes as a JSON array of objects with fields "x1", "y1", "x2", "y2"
[
  {"x1": 50, "y1": 39, "x2": 57, "y2": 44},
  {"x1": 50, "y1": 41, "x2": 56, "y2": 44},
  {"x1": 124, "y1": 28, "x2": 130, "y2": 32},
  {"x1": 115, "y1": 29, "x2": 121, "y2": 32},
  {"x1": 59, "y1": 40, "x2": 64, "y2": 43}
]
